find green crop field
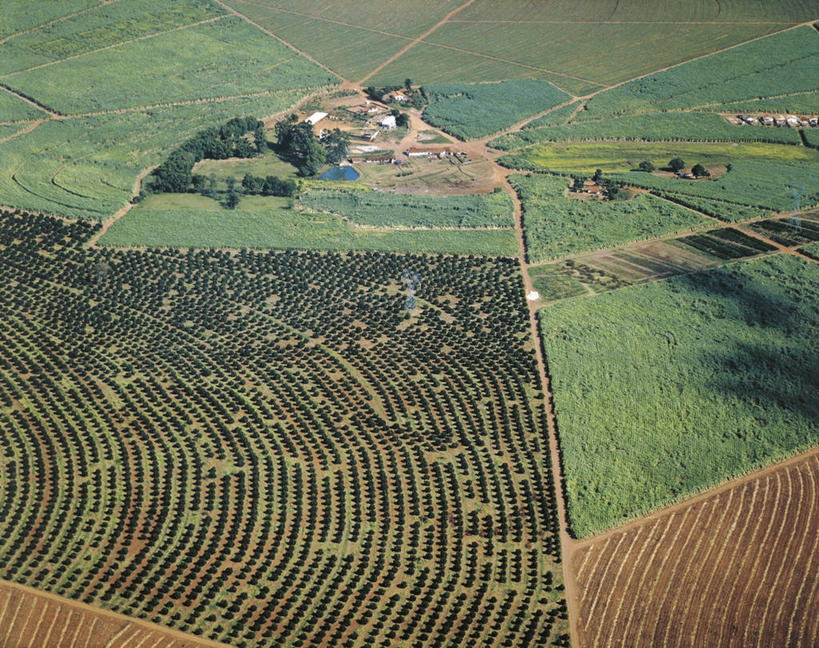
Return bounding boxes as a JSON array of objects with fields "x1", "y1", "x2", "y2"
[
  {"x1": 511, "y1": 173, "x2": 709, "y2": 261},
  {"x1": 522, "y1": 101, "x2": 581, "y2": 129},
  {"x1": 0, "y1": 89, "x2": 47, "y2": 121},
  {"x1": 0, "y1": 0, "x2": 226, "y2": 76},
  {"x1": 492, "y1": 113, "x2": 803, "y2": 150},
  {"x1": 421, "y1": 80, "x2": 570, "y2": 140},
  {"x1": 301, "y1": 187, "x2": 514, "y2": 228},
  {"x1": 500, "y1": 140, "x2": 818, "y2": 174},
  {"x1": 0, "y1": 92, "x2": 312, "y2": 219},
  {"x1": 580, "y1": 26, "x2": 819, "y2": 119},
  {"x1": 100, "y1": 197, "x2": 518, "y2": 256},
  {"x1": 0, "y1": 208, "x2": 567, "y2": 646},
  {"x1": 3, "y1": 17, "x2": 336, "y2": 114},
  {"x1": 610, "y1": 159, "x2": 819, "y2": 215},
  {"x1": 541, "y1": 254, "x2": 819, "y2": 537},
  {"x1": 0, "y1": 0, "x2": 102, "y2": 38}
]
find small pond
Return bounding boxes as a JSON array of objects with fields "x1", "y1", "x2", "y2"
[{"x1": 320, "y1": 166, "x2": 360, "y2": 181}]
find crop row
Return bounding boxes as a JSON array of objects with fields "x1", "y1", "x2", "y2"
[{"x1": 0, "y1": 209, "x2": 567, "y2": 647}]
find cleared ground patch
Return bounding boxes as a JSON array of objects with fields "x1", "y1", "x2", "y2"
[
  {"x1": 572, "y1": 449, "x2": 819, "y2": 648},
  {"x1": 540, "y1": 254, "x2": 819, "y2": 537},
  {"x1": 0, "y1": 579, "x2": 227, "y2": 648}
]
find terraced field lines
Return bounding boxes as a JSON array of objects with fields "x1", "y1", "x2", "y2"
[{"x1": 572, "y1": 451, "x2": 819, "y2": 647}]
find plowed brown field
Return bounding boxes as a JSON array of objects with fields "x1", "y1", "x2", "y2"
[
  {"x1": 0, "y1": 579, "x2": 229, "y2": 648},
  {"x1": 571, "y1": 449, "x2": 819, "y2": 648}
]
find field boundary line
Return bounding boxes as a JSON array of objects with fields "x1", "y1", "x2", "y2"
[
  {"x1": 0, "y1": 579, "x2": 234, "y2": 648},
  {"x1": 86, "y1": 166, "x2": 154, "y2": 247},
  {"x1": 414, "y1": 39, "x2": 604, "y2": 89},
  {"x1": 572, "y1": 445, "x2": 819, "y2": 549},
  {"x1": 211, "y1": 0, "x2": 347, "y2": 83},
  {"x1": 0, "y1": 84, "x2": 59, "y2": 117},
  {"x1": 448, "y1": 19, "x2": 797, "y2": 25},
  {"x1": 0, "y1": 120, "x2": 43, "y2": 145},
  {"x1": 358, "y1": 0, "x2": 477, "y2": 85},
  {"x1": 0, "y1": 0, "x2": 121, "y2": 45},
  {"x1": 0, "y1": 15, "x2": 231, "y2": 79}
]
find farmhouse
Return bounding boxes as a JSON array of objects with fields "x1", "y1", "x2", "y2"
[
  {"x1": 379, "y1": 115, "x2": 397, "y2": 130},
  {"x1": 384, "y1": 91, "x2": 408, "y2": 102},
  {"x1": 406, "y1": 146, "x2": 453, "y2": 158},
  {"x1": 304, "y1": 111, "x2": 328, "y2": 126}
]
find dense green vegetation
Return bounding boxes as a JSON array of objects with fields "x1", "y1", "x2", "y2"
[
  {"x1": 510, "y1": 173, "x2": 709, "y2": 261},
  {"x1": 0, "y1": 92, "x2": 311, "y2": 219},
  {"x1": 101, "y1": 200, "x2": 518, "y2": 256},
  {"x1": 579, "y1": 27, "x2": 819, "y2": 119},
  {"x1": 522, "y1": 101, "x2": 581, "y2": 129},
  {"x1": 541, "y1": 254, "x2": 819, "y2": 537},
  {"x1": 301, "y1": 187, "x2": 514, "y2": 228},
  {"x1": 0, "y1": 0, "x2": 226, "y2": 75},
  {"x1": 421, "y1": 80, "x2": 570, "y2": 140},
  {"x1": 491, "y1": 113, "x2": 803, "y2": 150},
  {"x1": 0, "y1": 0, "x2": 101, "y2": 38},
  {"x1": 3, "y1": 17, "x2": 337, "y2": 113},
  {"x1": 0, "y1": 208, "x2": 566, "y2": 646},
  {"x1": 0, "y1": 89, "x2": 47, "y2": 121}
]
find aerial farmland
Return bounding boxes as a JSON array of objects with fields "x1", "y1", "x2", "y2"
[{"x1": 0, "y1": 1, "x2": 817, "y2": 647}]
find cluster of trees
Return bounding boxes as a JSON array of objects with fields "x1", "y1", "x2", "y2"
[
  {"x1": 572, "y1": 169, "x2": 622, "y2": 199},
  {"x1": 638, "y1": 158, "x2": 710, "y2": 177},
  {"x1": 188, "y1": 173, "x2": 297, "y2": 209},
  {"x1": 149, "y1": 117, "x2": 265, "y2": 193},
  {"x1": 365, "y1": 79, "x2": 426, "y2": 110},
  {"x1": 274, "y1": 115, "x2": 349, "y2": 176}
]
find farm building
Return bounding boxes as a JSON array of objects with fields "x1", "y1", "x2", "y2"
[
  {"x1": 406, "y1": 146, "x2": 453, "y2": 158},
  {"x1": 379, "y1": 115, "x2": 397, "y2": 129},
  {"x1": 305, "y1": 111, "x2": 328, "y2": 126},
  {"x1": 384, "y1": 91, "x2": 408, "y2": 102}
]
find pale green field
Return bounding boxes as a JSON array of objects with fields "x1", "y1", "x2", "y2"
[{"x1": 100, "y1": 198, "x2": 518, "y2": 256}]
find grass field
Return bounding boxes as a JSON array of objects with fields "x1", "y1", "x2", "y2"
[
  {"x1": 301, "y1": 187, "x2": 514, "y2": 228},
  {"x1": 100, "y1": 198, "x2": 518, "y2": 255},
  {"x1": 540, "y1": 254, "x2": 819, "y2": 537},
  {"x1": 491, "y1": 112, "x2": 803, "y2": 150},
  {"x1": 0, "y1": 209, "x2": 567, "y2": 646},
  {"x1": 580, "y1": 26, "x2": 819, "y2": 119},
  {"x1": 3, "y1": 17, "x2": 336, "y2": 114},
  {"x1": 499, "y1": 140, "x2": 818, "y2": 174},
  {"x1": 511, "y1": 173, "x2": 710, "y2": 261},
  {"x1": 573, "y1": 451, "x2": 819, "y2": 648},
  {"x1": 421, "y1": 79, "x2": 570, "y2": 140}
]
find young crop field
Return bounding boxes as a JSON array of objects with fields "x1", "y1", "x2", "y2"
[
  {"x1": 675, "y1": 227, "x2": 777, "y2": 259},
  {"x1": 572, "y1": 449, "x2": 819, "y2": 648},
  {"x1": 0, "y1": 92, "x2": 313, "y2": 219},
  {"x1": 421, "y1": 80, "x2": 570, "y2": 140},
  {"x1": 100, "y1": 200, "x2": 519, "y2": 256},
  {"x1": 301, "y1": 187, "x2": 515, "y2": 228},
  {"x1": 0, "y1": 209, "x2": 567, "y2": 647},
  {"x1": 2, "y1": 17, "x2": 337, "y2": 114},
  {"x1": 426, "y1": 22, "x2": 784, "y2": 89},
  {"x1": 580, "y1": 26, "x2": 819, "y2": 119},
  {"x1": 540, "y1": 254, "x2": 819, "y2": 537},
  {"x1": 746, "y1": 215, "x2": 819, "y2": 247},
  {"x1": 0, "y1": 580, "x2": 224, "y2": 648},
  {"x1": 491, "y1": 112, "x2": 803, "y2": 150},
  {"x1": 0, "y1": 0, "x2": 227, "y2": 76},
  {"x1": 510, "y1": 173, "x2": 709, "y2": 261},
  {"x1": 0, "y1": 0, "x2": 103, "y2": 39}
]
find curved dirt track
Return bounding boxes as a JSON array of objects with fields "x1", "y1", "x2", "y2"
[
  {"x1": 571, "y1": 448, "x2": 819, "y2": 648},
  {"x1": 0, "y1": 579, "x2": 231, "y2": 648}
]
